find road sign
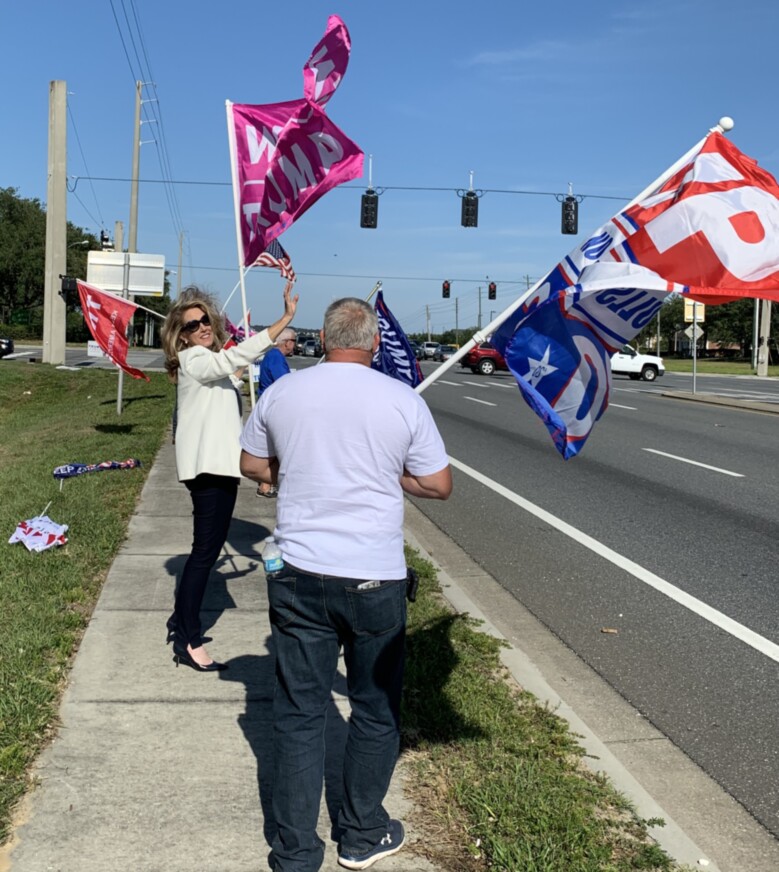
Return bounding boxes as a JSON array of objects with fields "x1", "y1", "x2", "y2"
[
  {"x1": 87, "y1": 251, "x2": 166, "y2": 297},
  {"x1": 684, "y1": 324, "x2": 704, "y2": 340},
  {"x1": 684, "y1": 299, "x2": 705, "y2": 323}
]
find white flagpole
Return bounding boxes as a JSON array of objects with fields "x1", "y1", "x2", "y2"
[
  {"x1": 226, "y1": 99, "x2": 257, "y2": 410},
  {"x1": 416, "y1": 117, "x2": 733, "y2": 395}
]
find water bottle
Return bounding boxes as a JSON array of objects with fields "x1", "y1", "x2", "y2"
[{"x1": 263, "y1": 536, "x2": 284, "y2": 574}]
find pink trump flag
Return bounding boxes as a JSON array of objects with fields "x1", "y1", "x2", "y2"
[{"x1": 227, "y1": 15, "x2": 364, "y2": 266}]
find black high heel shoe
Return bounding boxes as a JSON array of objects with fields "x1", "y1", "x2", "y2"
[{"x1": 172, "y1": 645, "x2": 227, "y2": 673}]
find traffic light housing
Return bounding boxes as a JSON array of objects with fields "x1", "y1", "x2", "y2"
[
  {"x1": 461, "y1": 191, "x2": 478, "y2": 227},
  {"x1": 488, "y1": 281, "x2": 496, "y2": 300},
  {"x1": 360, "y1": 189, "x2": 379, "y2": 228},
  {"x1": 442, "y1": 280, "x2": 451, "y2": 298},
  {"x1": 561, "y1": 196, "x2": 578, "y2": 235},
  {"x1": 100, "y1": 230, "x2": 112, "y2": 250}
]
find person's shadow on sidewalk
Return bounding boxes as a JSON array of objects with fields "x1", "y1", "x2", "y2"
[
  {"x1": 163, "y1": 516, "x2": 271, "y2": 637},
  {"x1": 220, "y1": 641, "x2": 351, "y2": 850}
]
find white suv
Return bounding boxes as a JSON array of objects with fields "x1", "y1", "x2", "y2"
[
  {"x1": 422, "y1": 341, "x2": 440, "y2": 359},
  {"x1": 611, "y1": 345, "x2": 665, "y2": 382}
]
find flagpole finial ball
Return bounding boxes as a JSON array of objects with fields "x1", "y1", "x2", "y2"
[{"x1": 718, "y1": 116, "x2": 734, "y2": 132}]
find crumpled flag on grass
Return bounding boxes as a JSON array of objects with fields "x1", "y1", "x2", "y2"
[
  {"x1": 9, "y1": 516, "x2": 68, "y2": 552},
  {"x1": 53, "y1": 459, "x2": 142, "y2": 479}
]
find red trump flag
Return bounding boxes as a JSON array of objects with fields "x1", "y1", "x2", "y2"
[{"x1": 77, "y1": 281, "x2": 149, "y2": 381}]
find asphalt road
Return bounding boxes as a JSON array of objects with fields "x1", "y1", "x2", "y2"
[
  {"x1": 6, "y1": 345, "x2": 779, "y2": 838},
  {"x1": 410, "y1": 359, "x2": 779, "y2": 840}
]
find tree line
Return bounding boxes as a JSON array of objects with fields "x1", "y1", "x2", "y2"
[{"x1": 0, "y1": 187, "x2": 170, "y2": 344}]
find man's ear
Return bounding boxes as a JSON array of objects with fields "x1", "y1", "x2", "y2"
[
  {"x1": 372, "y1": 333, "x2": 380, "y2": 353},
  {"x1": 319, "y1": 329, "x2": 326, "y2": 353}
]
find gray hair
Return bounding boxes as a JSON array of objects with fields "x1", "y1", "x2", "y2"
[
  {"x1": 322, "y1": 298, "x2": 378, "y2": 351},
  {"x1": 276, "y1": 327, "x2": 296, "y2": 346}
]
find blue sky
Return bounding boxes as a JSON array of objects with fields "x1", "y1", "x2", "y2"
[{"x1": 3, "y1": 1, "x2": 778, "y2": 335}]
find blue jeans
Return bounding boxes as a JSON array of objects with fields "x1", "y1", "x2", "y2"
[
  {"x1": 168, "y1": 473, "x2": 238, "y2": 648},
  {"x1": 267, "y1": 564, "x2": 407, "y2": 872}
]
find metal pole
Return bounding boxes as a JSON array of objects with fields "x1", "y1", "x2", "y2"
[
  {"x1": 692, "y1": 301, "x2": 698, "y2": 394},
  {"x1": 114, "y1": 220, "x2": 124, "y2": 253},
  {"x1": 116, "y1": 253, "x2": 130, "y2": 415},
  {"x1": 426, "y1": 305, "x2": 430, "y2": 342},
  {"x1": 656, "y1": 310, "x2": 661, "y2": 354},
  {"x1": 757, "y1": 300, "x2": 772, "y2": 377},
  {"x1": 752, "y1": 299, "x2": 760, "y2": 371},
  {"x1": 477, "y1": 286, "x2": 482, "y2": 330},
  {"x1": 455, "y1": 298, "x2": 459, "y2": 347},
  {"x1": 177, "y1": 231, "x2": 183, "y2": 295},
  {"x1": 42, "y1": 80, "x2": 67, "y2": 365},
  {"x1": 128, "y1": 81, "x2": 141, "y2": 254}
]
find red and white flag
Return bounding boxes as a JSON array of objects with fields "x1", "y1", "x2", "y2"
[{"x1": 77, "y1": 281, "x2": 149, "y2": 381}]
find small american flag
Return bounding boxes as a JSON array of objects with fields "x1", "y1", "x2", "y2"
[{"x1": 255, "y1": 238, "x2": 296, "y2": 282}]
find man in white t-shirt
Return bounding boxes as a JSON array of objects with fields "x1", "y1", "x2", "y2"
[{"x1": 240, "y1": 298, "x2": 451, "y2": 872}]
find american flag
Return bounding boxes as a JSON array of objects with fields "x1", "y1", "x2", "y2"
[{"x1": 255, "y1": 239, "x2": 296, "y2": 282}]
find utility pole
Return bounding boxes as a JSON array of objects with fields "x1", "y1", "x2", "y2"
[
  {"x1": 757, "y1": 300, "x2": 772, "y2": 377},
  {"x1": 42, "y1": 80, "x2": 67, "y2": 365},
  {"x1": 477, "y1": 286, "x2": 482, "y2": 330},
  {"x1": 114, "y1": 221, "x2": 124, "y2": 253},
  {"x1": 455, "y1": 298, "x2": 459, "y2": 348},
  {"x1": 426, "y1": 305, "x2": 430, "y2": 342},
  {"x1": 177, "y1": 231, "x2": 184, "y2": 295},
  {"x1": 128, "y1": 81, "x2": 142, "y2": 254}
]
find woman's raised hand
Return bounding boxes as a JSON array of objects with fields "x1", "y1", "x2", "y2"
[{"x1": 283, "y1": 281, "x2": 299, "y2": 320}]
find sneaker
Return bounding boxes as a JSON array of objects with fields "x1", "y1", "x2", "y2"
[
  {"x1": 256, "y1": 485, "x2": 278, "y2": 498},
  {"x1": 338, "y1": 820, "x2": 405, "y2": 870}
]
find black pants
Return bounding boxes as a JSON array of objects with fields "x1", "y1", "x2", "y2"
[{"x1": 168, "y1": 473, "x2": 238, "y2": 648}]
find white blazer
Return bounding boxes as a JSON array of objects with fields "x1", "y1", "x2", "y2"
[{"x1": 174, "y1": 329, "x2": 273, "y2": 482}]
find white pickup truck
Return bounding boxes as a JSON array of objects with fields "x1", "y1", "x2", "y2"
[{"x1": 610, "y1": 345, "x2": 665, "y2": 382}]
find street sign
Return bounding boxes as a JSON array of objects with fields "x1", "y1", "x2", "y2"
[
  {"x1": 684, "y1": 324, "x2": 704, "y2": 341},
  {"x1": 87, "y1": 251, "x2": 166, "y2": 297},
  {"x1": 684, "y1": 299, "x2": 705, "y2": 323},
  {"x1": 87, "y1": 340, "x2": 106, "y2": 358}
]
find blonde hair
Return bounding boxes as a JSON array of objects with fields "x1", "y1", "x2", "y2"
[{"x1": 161, "y1": 286, "x2": 229, "y2": 382}]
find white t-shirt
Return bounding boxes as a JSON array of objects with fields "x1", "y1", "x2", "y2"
[{"x1": 240, "y1": 362, "x2": 449, "y2": 579}]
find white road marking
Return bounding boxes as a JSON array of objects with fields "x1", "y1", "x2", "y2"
[
  {"x1": 609, "y1": 403, "x2": 637, "y2": 410},
  {"x1": 437, "y1": 380, "x2": 461, "y2": 387},
  {"x1": 463, "y1": 396, "x2": 496, "y2": 407},
  {"x1": 462, "y1": 380, "x2": 491, "y2": 388},
  {"x1": 643, "y1": 448, "x2": 744, "y2": 478},
  {"x1": 448, "y1": 456, "x2": 779, "y2": 664}
]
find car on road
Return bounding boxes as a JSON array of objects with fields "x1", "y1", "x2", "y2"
[
  {"x1": 422, "y1": 341, "x2": 440, "y2": 359},
  {"x1": 460, "y1": 341, "x2": 508, "y2": 375},
  {"x1": 433, "y1": 344, "x2": 457, "y2": 362},
  {"x1": 0, "y1": 336, "x2": 14, "y2": 358},
  {"x1": 610, "y1": 345, "x2": 664, "y2": 381},
  {"x1": 408, "y1": 341, "x2": 423, "y2": 360},
  {"x1": 303, "y1": 338, "x2": 322, "y2": 357}
]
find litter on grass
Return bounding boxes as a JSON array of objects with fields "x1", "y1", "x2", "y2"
[
  {"x1": 9, "y1": 516, "x2": 69, "y2": 552},
  {"x1": 53, "y1": 459, "x2": 142, "y2": 479}
]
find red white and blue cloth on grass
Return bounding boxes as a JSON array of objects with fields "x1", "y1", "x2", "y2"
[{"x1": 492, "y1": 132, "x2": 779, "y2": 459}]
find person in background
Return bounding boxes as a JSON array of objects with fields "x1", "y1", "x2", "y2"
[
  {"x1": 161, "y1": 282, "x2": 298, "y2": 673},
  {"x1": 256, "y1": 326, "x2": 296, "y2": 498},
  {"x1": 240, "y1": 297, "x2": 452, "y2": 872}
]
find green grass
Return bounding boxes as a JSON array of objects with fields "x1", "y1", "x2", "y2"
[
  {"x1": 662, "y1": 358, "x2": 779, "y2": 376},
  {"x1": 402, "y1": 549, "x2": 686, "y2": 872},
  {"x1": 0, "y1": 362, "x2": 688, "y2": 868},
  {"x1": 0, "y1": 362, "x2": 174, "y2": 842}
]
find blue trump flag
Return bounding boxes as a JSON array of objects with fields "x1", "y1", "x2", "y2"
[{"x1": 371, "y1": 290, "x2": 423, "y2": 388}]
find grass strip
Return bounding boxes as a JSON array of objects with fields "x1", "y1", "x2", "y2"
[
  {"x1": 0, "y1": 362, "x2": 174, "y2": 843},
  {"x1": 402, "y1": 548, "x2": 686, "y2": 872}
]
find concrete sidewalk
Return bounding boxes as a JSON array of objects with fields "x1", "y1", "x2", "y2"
[
  {"x1": 4, "y1": 434, "x2": 779, "y2": 871},
  {"x1": 2, "y1": 438, "x2": 435, "y2": 872}
]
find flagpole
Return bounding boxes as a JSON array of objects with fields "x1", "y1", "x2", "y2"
[
  {"x1": 415, "y1": 117, "x2": 733, "y2": 395},
  {"x1": 226, "y1": 99, "x2": 256, "y2": 410}
]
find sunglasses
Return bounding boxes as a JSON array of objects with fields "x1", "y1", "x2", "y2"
[{"x1": 182, "y1": 313, "x2": 210, "y2": 334}]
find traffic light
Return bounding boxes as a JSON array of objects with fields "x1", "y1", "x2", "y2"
[
  {"x1": 561, "y1": 196, "x2": 578, "y2": 235},
  {"x1": 461, "y1": 191, "x2": 478, "y2": 227},
  {"x1": 60, "y1": 275, "x2": 78, "y2": 299},
  {"x1": 100, "y1": 230, "x2": 112, "y2": 250},
  {"x1": 488, "y1": 281, "x2": 496, "y2": 300},
  {"x1": 360, "y1": 189, "x2": 379, "y2": 228},
  {"x1": 442, "y1": 280, "x2": 451, "y2": 298}
]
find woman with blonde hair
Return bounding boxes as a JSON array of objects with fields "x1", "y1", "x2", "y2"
[{"x1": 161, "y1": 282, "x2": 297, "y2": 672}]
